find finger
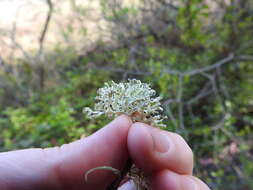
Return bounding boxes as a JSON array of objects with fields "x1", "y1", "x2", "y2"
[
  {"x1": 128, "y1": 123, "x2": 193, "y2": 175},
  {"x1": 118, "y1": 180, "x2": 137, "y2": 190},
  {"x1": 150, "y1": 170, "x2": 211, "y2": 190},
  {"x1": 0, "y1": 115, "x2": 132, "y2": 190}
]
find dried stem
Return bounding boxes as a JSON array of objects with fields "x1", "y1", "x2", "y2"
[{"x1": 106, "y1": 158, "x2": 133, "y2": 190}]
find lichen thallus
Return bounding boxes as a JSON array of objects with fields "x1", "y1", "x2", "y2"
[{"x1": 84, "y1": 79, "x2": 167, "y2": 190}]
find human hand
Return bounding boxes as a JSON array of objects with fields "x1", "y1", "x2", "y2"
[{"x1": 0, "y1": 115, "x2": 211, "y2": 190}]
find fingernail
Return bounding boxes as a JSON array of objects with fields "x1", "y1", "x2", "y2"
[
  {"x1": 118, "y1": 180, "x2": 137, "y2": 190},
  {"x1": 181, "y1": 176, "x2": 198, "y2": 190},
  {"x1": 150, "y1": 130, "x2": 171, "y2": 153}
]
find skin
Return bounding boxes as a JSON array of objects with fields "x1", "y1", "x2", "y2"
[{"x1": 0, "y1": 115, "x2": 211, "y2": 190}]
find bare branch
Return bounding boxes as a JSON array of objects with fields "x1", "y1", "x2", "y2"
[
  {"x1": 162, "y1": 67, "x2": 181, "y2": 75},
  {"x1": 187, "y1": 81, "x2": 213, "y2": 104},
  {"x1": 177, "y1": 74, "x2": 184, "y2": 129},
  {"x1": 183, "y1": 54, "x2": 235, "y2": 76},
  {"x1": 186, "y1": 103, "x2": 195, "y2": 127},
  {"x1": 237, "y1": 55, "x2": 253, "y2": 61},
  {"x1": 164, "y1": 103, "x2": 178, "y2": 127},
  {"x1": 38, "y1": 0, "x2": 53, "y2": 56},
  {"x1": 200, "y1": 72, "x2": 226, "y2": 112}
]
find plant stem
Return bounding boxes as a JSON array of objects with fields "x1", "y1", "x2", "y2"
[{"x1": 106, "y1": 158, "x2": 133, "y2": 190}]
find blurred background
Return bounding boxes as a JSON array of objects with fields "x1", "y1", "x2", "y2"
[{"x1": 0, "y1": 0, "x2": 252, "y2": 189}]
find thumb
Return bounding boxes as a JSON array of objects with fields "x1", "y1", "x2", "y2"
[{"x1": 0, "y1": 115, "x2": 132, "y2": 190}]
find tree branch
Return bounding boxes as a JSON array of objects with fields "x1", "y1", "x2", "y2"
[
  {"x1": 183, "y1": 54, "x2": 235, "y2": 76},
  {"x1": 38, "y1": 0, "x2": 53, "y2": 56}
]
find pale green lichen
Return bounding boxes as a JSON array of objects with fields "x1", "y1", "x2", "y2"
[
  {"x1": 84, "y1": 79, "x2": 167, "y2": 127},
  {"x1": 84, "y1": 79, "x2": 166, "y2": 190}
]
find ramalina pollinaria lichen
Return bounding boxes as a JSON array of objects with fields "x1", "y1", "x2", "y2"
[
  {"x1": 84, "y1": 79, "x2": 167, "y2": 127},
  {"x1": 84, "y1": 79, "x2": 167, "y2": 190}
]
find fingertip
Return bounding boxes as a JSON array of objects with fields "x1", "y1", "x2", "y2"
[
  {"x1": 114, "y1": 114, "x2": 133, "y2": 126},
  {"x1": 150, "y1": 170, "x2": 180, "y2": 190},
  {"x1": 128, "y1": 123, "x2": 154, "y2": 172},
  {"x1": 150, "y1": 170, "x2": 200, "y2": 190},
  {"x1": 98, "y1": 114, "x2": 132, "y2": 134},
  {"x1": 128, "y1": 122, "x2": 175, "y2": 173},
  {"x1": 113, "y1": 114, "x2": 133, "y2": 131},
  {"x1": 189, "y1": 176, "x2": 211, "y2": 190},
  {"x1": 88, "y1": 114, "x2": 133, "y2": 149},
  {"x1": 128, "y1": 123, "x2": 193, "y2": 175},
  {"x1": 118, "y1": 180, "x2": 137, "y2": 190}
]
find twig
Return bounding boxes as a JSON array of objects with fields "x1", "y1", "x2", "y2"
[
  {"x1": 237, "y1": 55, "x2": 253, "y2": 61},
  {"x1": 177, "y1": 74, "x2": 184, "y2": 129},
  {"x1": 187, "y1": 81, "x2": 213, "y2": 104},
  {"x1": 216, "y1": 66, "x2": 229, "y2": 98},
  {"x1": 200, "y1": 72, "x2": 226, "y2": 112},
  {"x1": 183, "y1": 54, "x2": 235, "y2": 76},
  {"x1": 106, "y1": 158, "x2": 133, "y2": 190},
  {"x1": 85, "y1": 166, "x2": 121, "y2": 182},
  {"x1": 38, "y1": 0, "x2": 53, "y2": 56},
  {"x1": 163, "y1": 100, "x2": 178, "y2": 127}
]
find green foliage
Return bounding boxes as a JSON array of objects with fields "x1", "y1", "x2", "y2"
[
  {"x1": 0, "y1": 66, "x2": 112, "y2": 151},
  {"x1": 1, "y1": 98, "x2": 79, "y2": 150}
]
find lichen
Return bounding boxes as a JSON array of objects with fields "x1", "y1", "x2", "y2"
[
  {"x1": 84, "y1": 79, "x2": 167, "y2": 127},
  {"x1": 83, "y1": 79, "x2": 167, "y2": 190}
]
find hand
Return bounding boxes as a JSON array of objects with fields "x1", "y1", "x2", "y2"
[{"x1": 0, "y1": 115, "x2": 211, "y2": 190}]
